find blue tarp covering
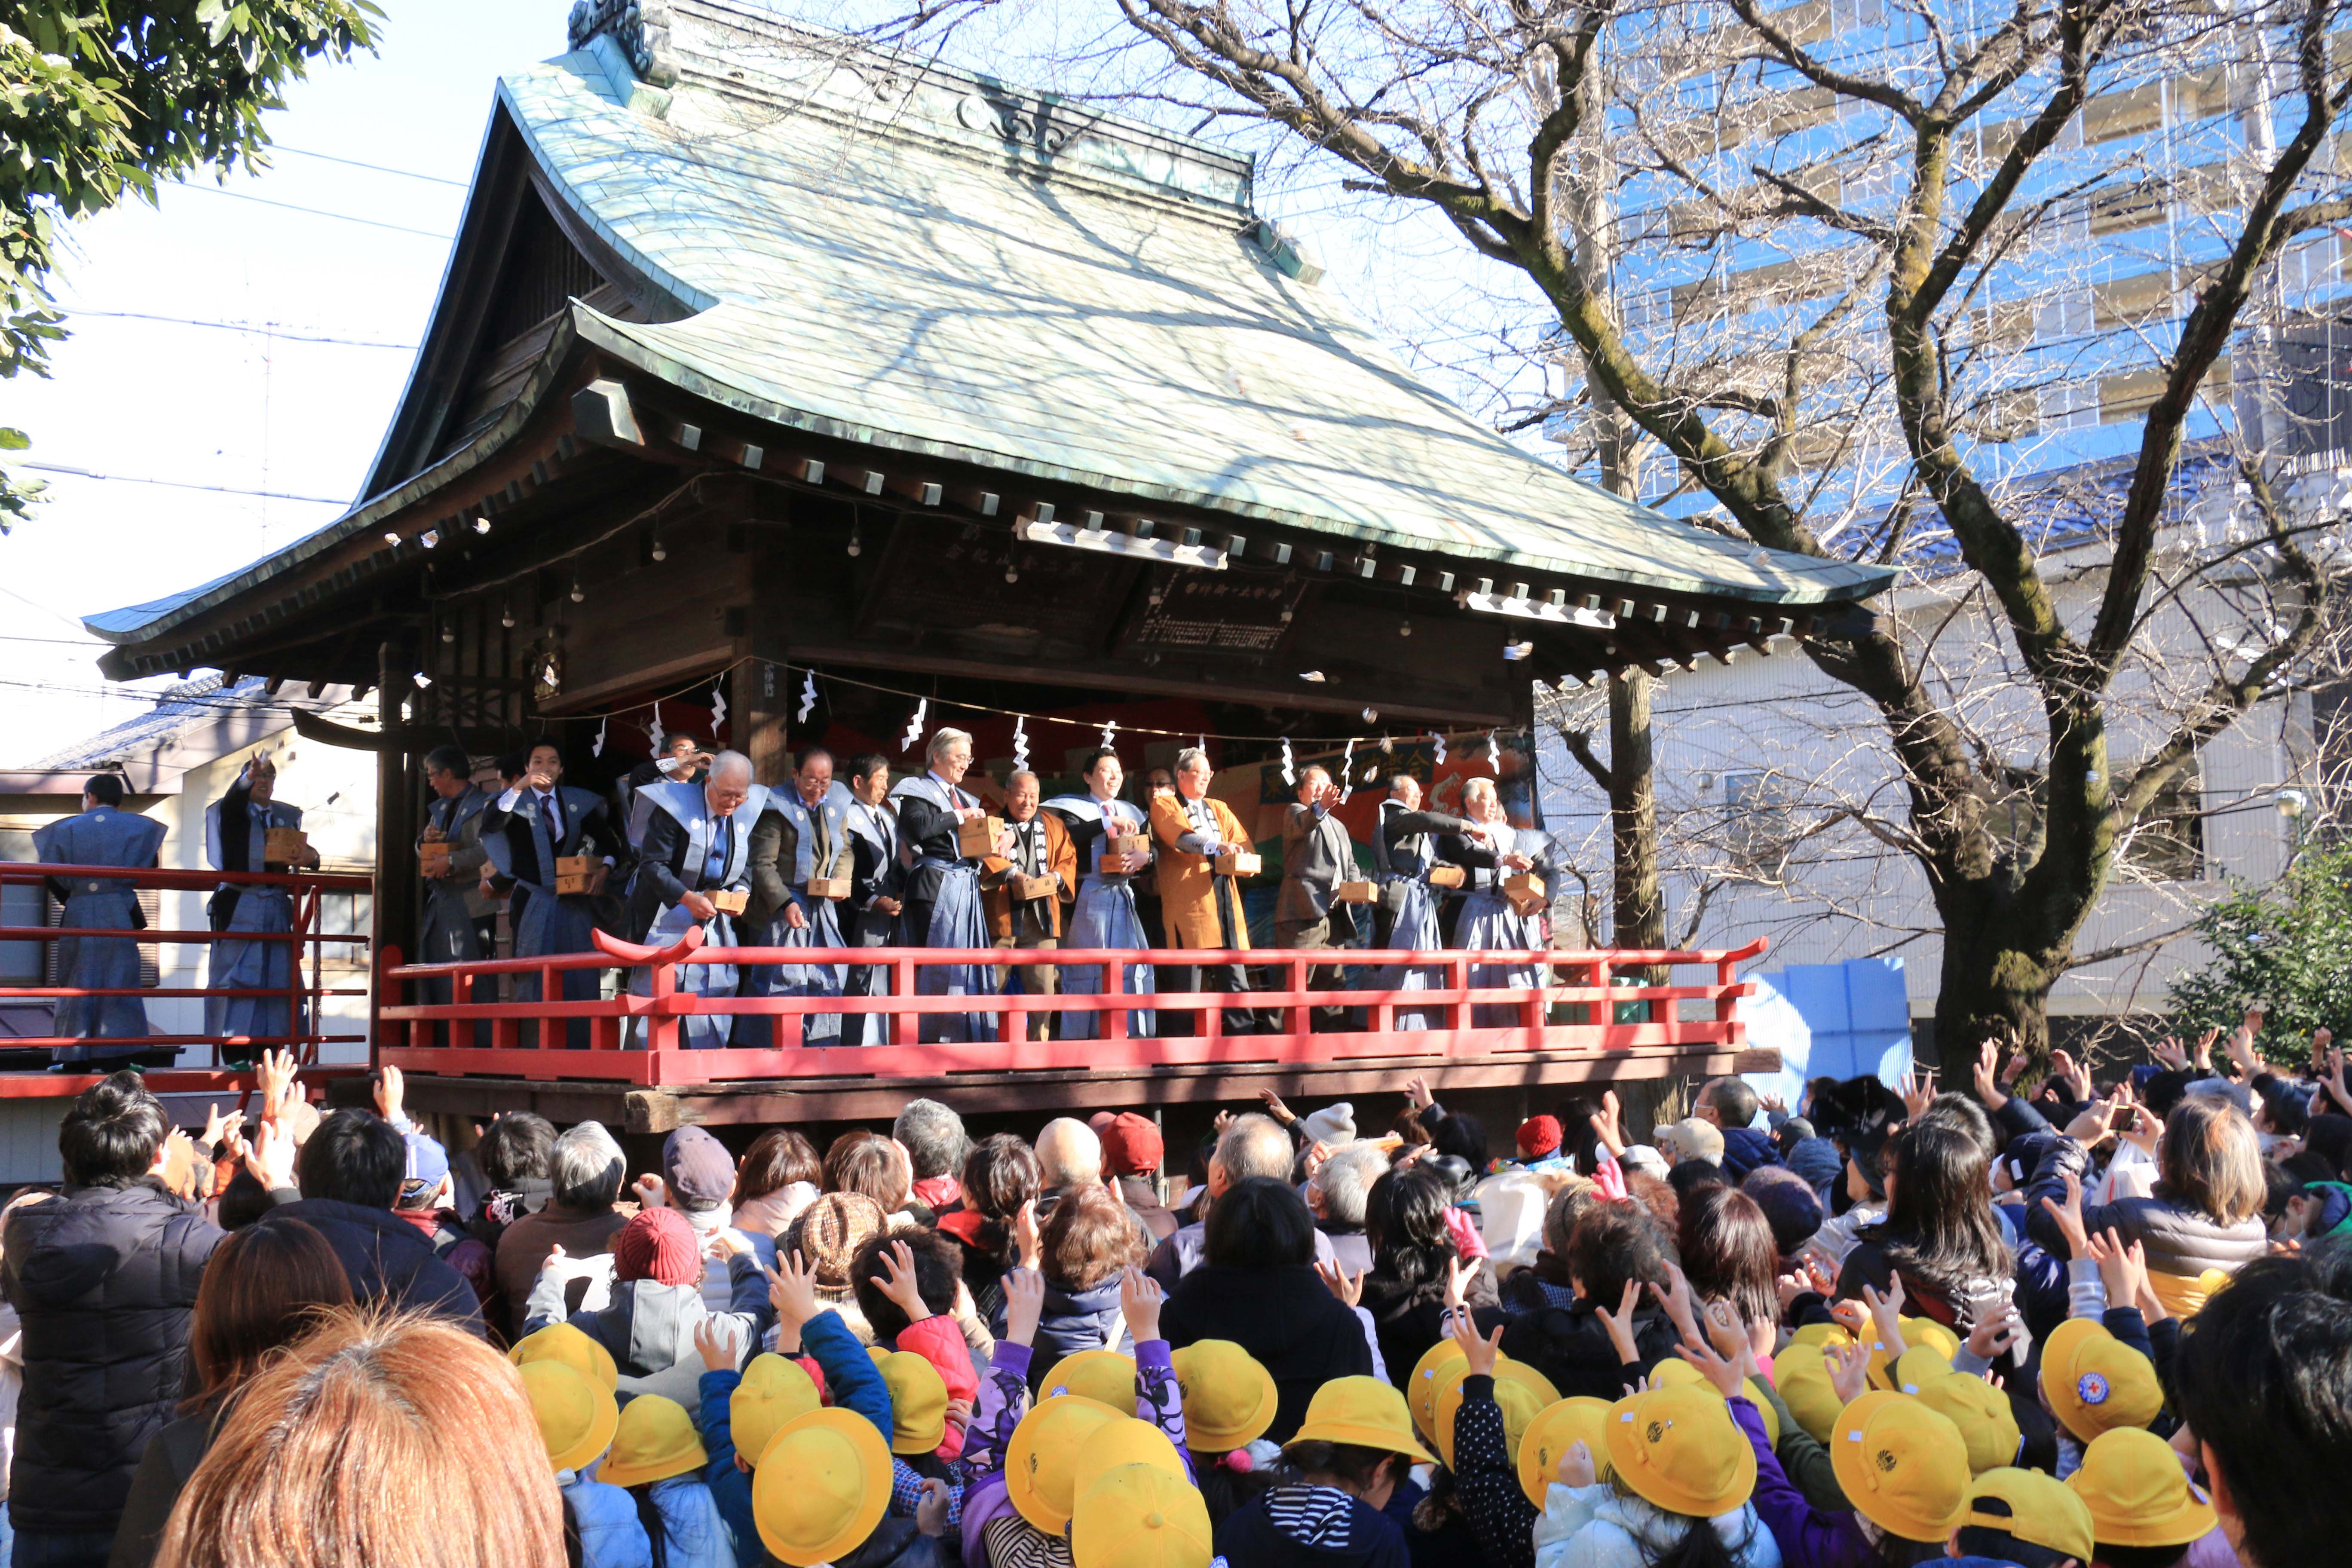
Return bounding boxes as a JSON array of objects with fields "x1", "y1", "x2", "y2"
[{"x1": 1737, "y1": 956, "x2": 1914, "y2": 1112}]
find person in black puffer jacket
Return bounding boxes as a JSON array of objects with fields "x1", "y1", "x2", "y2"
[
  {"x1": 1, "y1": 1073, "x2": 222, "y2": 1564},
  {"x1": 1496, "y1": 1200, "x2": 1682, "y2": 1400},
  {"x1": 1357, "y1": 1165, "x2": 1501, "y2": 1385},
  {"x1": 254, "y1": 1108, "x2": 486, "y2": 1335},
  {"x1": 1162, "y1": 1177, "x2": 1375, "y2": 1441}
]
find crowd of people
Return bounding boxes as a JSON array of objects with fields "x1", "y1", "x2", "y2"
[{"x1": 2, "y1": 1012, "x2": 2349, "y2": 1568}]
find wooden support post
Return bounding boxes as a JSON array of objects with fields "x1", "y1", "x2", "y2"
[{"x1": 371, "y1": 640, "x2": 419, "y2": 1067}]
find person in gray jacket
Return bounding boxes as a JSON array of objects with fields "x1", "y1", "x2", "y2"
[{"x1": 523, "y1": 1204, "x2": 771, "y2": 1415}]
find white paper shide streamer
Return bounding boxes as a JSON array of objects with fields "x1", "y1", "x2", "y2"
[
  {"x1": 1485, "y1": 729, "x2": 1501, "y2": 769},
  {"x1": 1101, "y1": 717, "x2": 1119, "y2": 750},
  {"x1": 709, "y1": 680, "x2": 728, "y2": 733},
  {"x1": 592, "y1": 717, "x2": 606, "y2": 758},
  {"x1": 1338, "y1": 737, "x2": 1356, "y2": 803},
  {"x1": 797, "y1": 669, "x2": 818, "y2": 723},
  {"x1": 1012, "y1": 715, "x2": 1030, "y2": 773},
  {"x1": 648, "y1": 701, "x2": 664, "y2": 756},
  {"x1": 1280, "y1": 735, "x2": 1295, "y2": 786},
  {"x1": 1432, "y1": 731, "x2": 1447, "y2": 766},
  {"x1": 901, "y1": 698, "x2": 928, "y2": 753}
]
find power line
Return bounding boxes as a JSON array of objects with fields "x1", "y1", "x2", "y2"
[
  {"x1": 165, "y1": 183, "x2": 453, "y2": 241},
  {"x1": 61, "y1": 308, "x2": 417, "y2": 350},
  {"x1": 18, "y1": 463, "x2": 348, "y2": 505},
  {"x1": 272, "y1": 146, "x2": 469, "y2": 189},
  {"x1": 0, "y1": 634, "x2": 104, "y2": 647}
]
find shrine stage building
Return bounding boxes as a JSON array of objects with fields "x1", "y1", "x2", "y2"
[{"x1": 80, "y1": 1, "x2": 1889, "y2": 1132}]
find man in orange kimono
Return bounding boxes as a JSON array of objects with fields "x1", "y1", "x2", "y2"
[
  {"x1": 1149, "y1": 747, "x2": 1261, "y2": 1035},
  {"x1": 979, "y1": 769, "x2": 1077, "y2": 1040}
]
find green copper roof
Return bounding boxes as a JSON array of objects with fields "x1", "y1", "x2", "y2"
[{"x1": 506, "y1": 5, "x2": 1886, "y2": 606}]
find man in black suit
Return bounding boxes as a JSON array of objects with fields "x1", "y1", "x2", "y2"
[
  {"x1": 480, "y1": 737, "x2": 629, "y2": 1046},
  {"x1": 838, "y1": 753, "x2": 903, "y2": 1045}
]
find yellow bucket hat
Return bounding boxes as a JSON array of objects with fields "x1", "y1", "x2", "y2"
[
  {"x1": 754, "y1": 1407, "x2": 892, "y2": 1567},
  {"x1": 1774, "y1": 1343, "x2": 1845, "y2": 1445},
  {"x1": 509, "y1": 1322, "x2": 619, "y2": 1391},
  {"x1": 1517, "y1": 1397, "x2": 1612, "y2": 1508},
  {"x1": 1043, "y1": 1349, "x2": 1139, "y2": 1412},
  {"x1": 872, "y1": 1349, "x2": 950, "y2": 1456},
  {"x1": 1830, "y1": 1390, "x2": 1970, "y2": 1543},
  {"x1": 599, "y1": 1394, "x2": 710, "y2": 1488},
  {"x1": 1603, "y1": 1386, "x2": 1756, "y2": 1519},
  {"x1": 1071, "y1": 1462, "x2": 1214, "y2": 1568},
  {"x1": 1968, "y1": 1467, "x2": 2095, "y2": 1565},
  {"x1": 519, "y1": 1360, "x2": 619, "y2": 1474},
  {"x1": 732, "y1": 1354, "x2": 822, "y2": 1468},
  {"x1": 1645, "y1": 1358, "x2": 1779, "y2": 1445},
  {"x1": 1789, "y1": 1322, "x2": 1854, "y2": 1351},
  {"x1": 1407, "y1": 1340, "x2": 1468, "y2": 1440},
  {"x1": 1170, "y1": 1341, "x2": 1278, "y2": 1452},
  {"x1": 1072, "y1": 1417, "x2": 1191, "y2": 1501},
  {"x1": 1006, "y1": 1394, "x2": 1126, "y2": 1532},
  {"x1": 1866, "y1": 1317, "x2": 1963, "y2": 1389},
  {"x1": 1911, "y1": 1368, "x2": 2021, "y2": 1476},
  {"x1": 1434, "y1": 1370, "x2": 1545, "y2": 1473},
  {"x1": 2066, "y1": 1428, "x2": 2217, "y2": 1548},
  {"x1": 1286, "y1": 1376, "x2": 1436, "y2": 1467},
  {"x1": 2038, "y1": 1318, "x2": 2162, "y2": 1443}
]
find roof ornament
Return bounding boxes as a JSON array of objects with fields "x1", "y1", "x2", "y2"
[{"x1": 567, "y1": 0, "x2": 677, "y2": 87}]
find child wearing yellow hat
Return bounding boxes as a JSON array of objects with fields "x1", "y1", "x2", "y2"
[
  {"x1": 960, "y1": 1267, "x2": 1191, "y2": 1568},
  {"x1": 2065, "y1": 1429, "x2": 2218, "y2": 1568},
  {"x1": 1527, "y1": 1377, "x2": 1777, "y2": 1568},
  {"x1": 520, "y1": 1360, "x2": 653, "y2": 1568},
  {"x1": 602, "y1": 1394, "x2": 735, "y2": 1568},
  {"x1": 1951, "y1": 1467, "x2": 2095, "y2": 1568},
  {"x1": 1215, "y1": 1375, "x2": 1430, "y2": 1568},
  {"x1": 1169, "y1": 1339, "x2": 1281, "y2": 1527}
]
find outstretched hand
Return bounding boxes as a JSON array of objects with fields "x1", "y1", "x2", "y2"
[
  {"x1": 877, "y1": 1240, "x2": 934, "y2": 1324},
  {"x1": 1003, "y1": 1267, "x2": 1046, "y2": 1348},
  {"x1": 1316, "y1": 1259, "x2": 1366, "y2": 1308},
  {"x1": 1119, "y1": 1266, "x2": 1164, "y2": 1343},
  {"x1": 1448, "y1": 1308, "x2": 1505, "y2": 1378},
  {"x1": 762, "y1": 1251, "x2": 820, "y2": 1331}
]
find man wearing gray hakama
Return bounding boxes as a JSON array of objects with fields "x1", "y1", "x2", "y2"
[
  {"x1": 741, "y1": 747, "x2": 854, "y2": 1047},
  {"x1": 627, "y1": 753, "x2": 765, "y2": 1049},
  {"x1": 32, "y1": 774, "x2": 165, "y2": 1065},
  {"x1": 1043, "y1": 745, "x2": 1157, "y2": 1041},
  {"x1": 889, "y1": 728, "x2": 1010, "y2": 1044},
  {"x1": 1371, "y1": 776, "x2": 1483, "y2": 1033},
  {"x1": 204, "y1": 755, "x2": 317, "y2": 1060}
]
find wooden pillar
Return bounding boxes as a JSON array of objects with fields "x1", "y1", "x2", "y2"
[
  {"x1": 737, "y1": 536, "x2": 792, "y2": 785},
  {"x1": 371, "y1": 638, "x2": 422, "y2": 1061}
]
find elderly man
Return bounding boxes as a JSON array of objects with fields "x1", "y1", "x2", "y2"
[
  {"x1": 618, "y1": 731, "x2": 712, "y2": 853},
  {"x1": 483, "y1": 737, "x2": 628, "y2": 1049},
  {"x1": 204, "y1": 753, "x2": 320, "y2": 1062},
  {"x1": 1692, "y1": 1075, "x2": 1783, "y2": 1179},
  {"x1": 980, "y1": 769, "x2": 1076, "y2": 1040},
  {"x1": 1149, "y1": 747, "x2": 1260, "y2": 1036},
  {"x1": 625, "y1": 750, "x2": 766, "y2": 1049},
  {"x1": 837, "y1": 753, "x2": 902, "y2": 1046},
  {"x1": 1309, "y1": 1140, "x2": 1388, "y2": 1277},
  {"x1": 416, "y1": 746, "x2": 493, "y2": 1048},
  {"x1": 741, "y1": 747, "x2": 854, "y2": 1047},
  {"x1": 1143, "y1": 1113, "x2": 1337, "y2": 1284},
  {"x1": 493, "y1": 1121, "x2": 630, "y2": 1339},
  {"x1": 32, "y1": 773, "x2": 166, "y2": 1065},
  {"x1": 889, "y1": 728, "x2": 1014, "y2": 1042},
  {"x1": 1372, "y1": 773, "x2": 1483, "y2": 1032},
  {"x1": 1044, "y1": 747, "x2": 1156, "y2": 1041},
  {"x1": 1275, "y1": 764, "x2": 1360, "y2": 1032}
]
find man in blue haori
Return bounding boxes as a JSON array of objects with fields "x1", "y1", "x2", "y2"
[
  {"x1": 836, "y1": 752, "x2": 903, "y2": 1046},
  {"x1": 32, "y1": 773, "x2": 166, "y2": 1066},
  {"x1": 1438, "y1": 776, "x2": 1556, "y2": 1028},
  {"x1": 204, "y1": 753, "x2": 320, "y2": 1062},
  {"x1": 417, "y1": 745, "x2": 494, "y2": 1046},
  {"x1": 740, "y1": 746, "x2": 854, "y2": 1047},
  {"x1": 481, "y1": 736, "x2": 628, "y2": 1048},
  {"x1": 625, "y1": 749, "x2": 765, "y2": 1049},
  {"x1": 888, "y1": 727, "x2": 1013, "y2": 1043},
  {"x1": 1371, "y1": 773, "x2": 1483, "y2": 1032},
  {"x1": 1043, "y1": 746, "x2": 1157, "y2": 1041}
]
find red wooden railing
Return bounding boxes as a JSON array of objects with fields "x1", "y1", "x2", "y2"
[
  {"x1": 378, "y1": 929, "x2": 1765, "y2": 1087},
  {"x1": 0, "y1": 862, "x2": 373, "y2": 1070}
]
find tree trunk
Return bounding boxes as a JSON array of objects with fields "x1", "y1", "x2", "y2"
[
  {"x1": 1929, "y1": 888, "x2": 2057, "y2": 1064},
  {"x1": 1607, "y1": 668, "x2": 1664, "y2": 951}
]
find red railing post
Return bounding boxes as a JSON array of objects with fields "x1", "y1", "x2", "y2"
[{"x1": 894, "y1": 956, "x2": 917, "y2": 1046}]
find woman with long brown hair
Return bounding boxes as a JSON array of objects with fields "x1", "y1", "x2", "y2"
[
  {"x1": 111, "y1": 1218, "x2": 353, "y2": 1568},
  {"x1": 153, "y1": 1306, "x2": 565, "y2": 1568}
]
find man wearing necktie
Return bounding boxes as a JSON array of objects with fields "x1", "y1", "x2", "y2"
[
  {"x1": 481, "y1": 738, "x2": 626, "y2": 1048},
  {"x1": 979, "y1": 769, "x2": 1076, "y2": 1041},
  {"x1": 626, "y1": 750, "x2": 763, "y2": 1048},
  {"x1": 836, "y1": 753, "x2": 903, "y2": 1046},
  {"x1": 1147, "y1": 747, "x2": 1261, "y2": 1036},
  {"x1": 741, "y1": 747, "x2": 855, "y2": 1047}
]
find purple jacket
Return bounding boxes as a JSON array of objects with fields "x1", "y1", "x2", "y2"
[{"x1": 1732, "y1": 1396, "x2": 1873, "y2": 1568}]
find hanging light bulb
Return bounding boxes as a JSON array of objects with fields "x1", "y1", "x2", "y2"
[
  {"x1": 440, "y1": 621, "x2": 454, "y2": 644},
  {"x1": 847, "y1": 524, "x2": 863, "y2": 558},
  {"x1": 420, "y1": 529, "x2": 441, "y2": 550},
  {"x1": 569, "y1": 571, "x2": 584, "y2": 603},
  {"x1": 499, "y1": 596, "x2": 515, "y2": 630},
  {"x1": 1399, "y1": 619, "x2": 1412, "y2": 637},
  {"x1": 473, "y1": 516, "x2": 492, "y2": 534},
  {"x1": 1005, "y1": 560, "x2": 1020, "y2": 583},
  {"x1": 650, "y1": 531, "x2": 668, "y2": 563},
  {"x1": 1361, "y1": 706, "x2": 1378, "y2": 724},
  {"x1": 382, "y1": 531, "x2": 401, "y2": 547}
]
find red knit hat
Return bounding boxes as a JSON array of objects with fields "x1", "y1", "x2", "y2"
[
  {"x1": 612, "y1": 1206, "x2": 701, "y2": 1286},
  {"x1": 1099, "y1": 1112, "x2": 1164, "y2": 1177},
  {"x1": 1516, "y1": 1115, "x2": 1563, "y2": 1158}
]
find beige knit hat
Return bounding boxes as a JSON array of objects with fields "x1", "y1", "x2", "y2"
[{"x1": 787, "y1": 1191, "x2": 887, "y2": 1291}]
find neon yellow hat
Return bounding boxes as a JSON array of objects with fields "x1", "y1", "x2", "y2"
[
  {"x1": 1286, "y1": 1376, "x2": 1436, "y2": 1466},
  {"x1": 2039, "y1": 1318, "x2": 2162, "y2": 1443},
  {"x1": 873, "y1": 1349, "x2": 950, "y2": 1456},
  {"x1": 509, "y1": 1322, "x2": 619, "y2": 1391},
  {"x1": 1603, "y1": 1387, "x2": 1755, "y2": 1519},
  {"x1": 1517, "y1": 1397, "x2": 1612, "y2": 1507},
  {"x1": 732, "y1": 1354, "x2": 822, "y2": 1469},
  {"x1": 1646, "y1": 1358, "x2": 1779, "y2": 1445},
  {"x1": 1005, "y1": 1395, "x2": 1125, "y2": 1532},
  {"x1": 519, "y1": 1360, "x2": 618, "y2": 1473},
  {"x1": 1866, "y1": 1317, "x2": 1963, "y2": 1389},
  {"x1": 1434, "y1": 1370, "x2": 1544, "y2": 1473},
  {"x1": 754, "y1": 1408, "x2": 891, "y2": 1566},
  {"x1": 1774, "y1": 1343, "x2": 1845, "y2": 1445},
  {"x1": 599, "y1": 1394, "x2": 709, "y2": 1488},
  {"x1": 1830, "y1": 1391, "x2": 1970, "y2": 1543},
  {"x1": 1070, "y1": 1462, "x2": 1214, "y2": 1568},
  {"x1": 1910, "y1": 1367, "x2": 2022, "y2": 1476},
  {"x1": 2067, "y1": 1428, "x2": 2217, "y2": 1549},
  {"x1": 1043, "y1": 1349, "x2": 1139, "y2": 1412},
  {"x1": 1071, "y1": 1417, "x2": 1191, "y2": 1500},
  {"x1": 1408, "y1": 1339, "x2": 1468, "y2": 1440},
  {"x1": 1968, "y1": 1467, "x2": 2095, "y2": 1565},
  {"x1": 1169, "y1": 1341, "x2": 1278, "y2": 1452}
]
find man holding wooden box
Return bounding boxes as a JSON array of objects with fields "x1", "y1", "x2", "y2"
[
  {"x1": 1275, "y1": 764, "x2": 1362, "y2": 1032},
  {"x1": 416, "y1": 745, "x2": 494, "y2": 1047},
  {"x1": 888, "y1": 727, "x2": 1014, "y2": 1043},
  {"x1": 1371, "y1": 773, "x2": 1484, "y2": 1033},
  {"x1": 482, "y1": 737, "x2": 628, "y2": 1048},
  {"x1": 740, "y1": 746, "x2": 856, "y2": 1047},
  {"x1": 1150, "y1": 747, "x2": 1262, "y2": 1036},
  {"x1": 980, "y1": 769, "x2": 1076, "y2": 1040},
  {"x1": 1043, "y1": 747, "x2": 1157, "y2": 1041},
  {"x1": 628, "y1": 750, "x2": 767, "y2": 1049},
  {"x1": 204, "y1": 752, "x2": 320, "y2": 1061}
]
